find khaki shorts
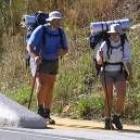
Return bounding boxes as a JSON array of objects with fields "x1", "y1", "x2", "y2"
[{"x1": 100, "y1": 71, "x2": 125, "y2": 85}]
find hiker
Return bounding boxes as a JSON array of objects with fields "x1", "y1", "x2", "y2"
[
  {"x1": 27, "y1": 11, "x2": 68, "y2": 124},
  {"x1": 96, "y1": 24, "x2": 132, "y2": 130}
]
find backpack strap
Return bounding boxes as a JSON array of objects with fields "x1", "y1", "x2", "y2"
[
  {"x1": 106, "y1": 38, "x2": 112, "y2": 59},
  {"x1": 106, "y1": 34, "x2": 127, "y2": 59},
  {"x1": 43, "y1": 26, "x2": 65, "y2": 50},
  {"x1": 58, "y1": 28, "x2": 65, "y2": 50},
  {"x1": 42, "y1": 25, "x2": 46, "y2": 46},
  {"x1": 120, "y1": 34, "x2": 128, "y2": 57}
]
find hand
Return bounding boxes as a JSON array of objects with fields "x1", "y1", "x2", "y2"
[
  {"x1": 97, "y1": 51, "x2": 103, "y2": 65},
  {"x1": 58, "y1": 48, "x2": 67, "y2": 58},
  {"x1": 99, "y1": 51, "x2": 103, "y2": 58},
  {"x1": 34, "y1": 56, "x2": 42, "y2": 65},
  {"x1": 127, "y1": 74, "x2": 133, "y2": 85}
]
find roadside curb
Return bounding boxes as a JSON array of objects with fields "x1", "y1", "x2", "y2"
[{"x1": 0, "y1": 93, "x2": 46, "y2": 128}]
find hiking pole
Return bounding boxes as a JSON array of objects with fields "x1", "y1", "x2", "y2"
[
  {"x1": 100, "y1": 50, "x2": 112, "y2": 126},
  {"x1": 28, "y1": 66, "x2": 38, "y2": 109}
]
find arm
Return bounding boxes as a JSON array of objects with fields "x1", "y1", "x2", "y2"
[
  {"x1": 124, "y1": 62, "x2": 132, "y2": 77},
  {"x1": 26, "y1": 45, "x2": 38, "y2": 59},
  {"x1": 96, "y1": 41, "x2": 107, "y2": 65},
  {"x1": 27, "y1": 26, "x2": 43, "y2": 64},
  {"x1": 26, "y1": 45, "x2": 42, "y2": 65},
  {"x1": 59, "y1": 29, "x2": 68, "y2": 57},
  {"x1": 123, "y1": 41, "x2": 133, "y2": 80}
]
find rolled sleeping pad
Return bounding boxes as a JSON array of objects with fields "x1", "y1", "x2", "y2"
[
  {"x1": 22, "y1": 15, "x2": 36, "y2": 26},
  {"x1": 90, "y1": 18, "x2": 131, "y2": 33}
]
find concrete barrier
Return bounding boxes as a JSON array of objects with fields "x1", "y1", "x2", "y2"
[{"x1": 0, "y1": 93, "x2": 46, "y2": 128}]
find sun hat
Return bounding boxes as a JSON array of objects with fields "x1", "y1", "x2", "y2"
[
  {"x1": 46, "y1": 11, "x2": 62, "y2": 22},
  {"x1": 107, "y1": 24, "x2": 123, "y2": 34}
]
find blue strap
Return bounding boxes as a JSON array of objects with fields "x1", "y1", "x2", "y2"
[{"x1": 42, "y1": 26, "x2": 65, "y2": 50}]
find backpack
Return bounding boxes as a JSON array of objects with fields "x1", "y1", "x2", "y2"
[
  {"x1": 89, "y1": 31, "x2": 108, "y2": 50},
  {"x1": 89, "y1": 19, "x2": 131, "y2": 78},
  {"x1": 89, "y1": 31, "x2": 127, "y2": 50},
  {"x1": 21, "y1": 11, "x2": 64, "y2": 68},
  {"x1": 89, "y1": 30, "x2": 128, "y2": 77},
  {"x1": 21, "y1": 11, "x2": 49, "y2": 68},
  {"x1": 22, "y1": 11, "x2": 49, "y2": 44},
  {"x1": 89, "y1": 18, "x2": 131, "y2": 49}
]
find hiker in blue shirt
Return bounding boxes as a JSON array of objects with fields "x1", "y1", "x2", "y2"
[{"x1": 27, "y1": 11, "x2": 68, "y2": 124}]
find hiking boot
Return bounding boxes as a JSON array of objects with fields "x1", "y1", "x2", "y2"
[
  {"x1": 37, "y1": 106, "x2": 55, "y2": 124},
  {"x1": 104, "y1": 118, "x2": 114, "y2": 130},
  {"x1": 46, "y1": 117, "x2": 55, "y2": 125},
  {"x1": 44, "y1": 108, "x2": 55, "y2": 125},
  {"x1": 37, "y1": 105, "x2": 46, "y2": 118},
  {"x1": 112, "y1": 115, "x2": 123, "y2": 130}
]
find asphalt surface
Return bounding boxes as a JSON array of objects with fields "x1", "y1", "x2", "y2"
[
  {"x1": 0, "y1": 127, "x2": 79, "y2": 140},
  {"x1": 0, "y1": 121, "x2": 140, "y2": 140},
  {"x1": 0, "y1": 127, "x2": 92, "y2": 140}
]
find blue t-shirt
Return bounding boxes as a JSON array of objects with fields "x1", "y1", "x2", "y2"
[{"x1": 27, "y1": 25, "x2": 68, "y2": 60}]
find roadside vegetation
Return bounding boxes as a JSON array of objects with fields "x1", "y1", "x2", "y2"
[{"x1": 0, "y1": 0, "x2": 140, "y2": 125}]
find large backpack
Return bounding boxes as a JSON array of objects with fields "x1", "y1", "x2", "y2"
[
  {"x1": 21, "y1": 11, "x2": 49, "y2": 67},
  {"x1": 22, "y1": 11, "x2": 49, "y2": 44},
  {"x1": 90, "y1": 32, "x2": 128, "y2": 76},
  {"x1": 21, "y1": 11, "x2": 64, "y2": 68},
  {"x1": 89, "y1": 18, "x2": 131, "y2": 49},
  {"x1": 89, "y1": 26, "x2": 128, "y2": 76},
  {"x1": 89, "y1": 30, "x2": 127, "y2": 50}
]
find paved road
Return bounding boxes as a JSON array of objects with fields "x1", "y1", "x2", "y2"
[
  {"x1": 0, "y1": 127, "x2": 78, "y2": 140},
  {"x1": 0, "y1": 126, "x2": 140, "y2": 140}
]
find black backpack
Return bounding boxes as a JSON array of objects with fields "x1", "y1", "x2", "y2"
[
  {"x1": 23, "y1": 11, "x2": 49, "y2": 44},
  {"x1": 22, "y1": 11, "x2": 49, "y2": 67},
  {"x1": 89, "y1": 31, "x2": 109, "y2": 50}
]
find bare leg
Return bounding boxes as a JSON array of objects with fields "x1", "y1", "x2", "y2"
[
  {"x1": 35, "y1": 74, "x2": 56, "y2": 108},
  {"x1": 103, "y1": 83, "x2": 113, "y2": 118},
  {"x1": 44, "y1": 75, "x2": 56, "y2": 109},
  {"x1": 114, "y1": 80, "x2": 126, "y2": 114}
]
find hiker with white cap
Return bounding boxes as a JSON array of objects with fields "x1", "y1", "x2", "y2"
[
  {"x1": 27, "y1": 11, "x2": 68, "y2": 124},
  {"x1": 96, "y1": 23, "x2": 132, "y2": 130}
]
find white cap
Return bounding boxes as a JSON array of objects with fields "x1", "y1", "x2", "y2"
[
  {"x1": 46, "y1": 11, "x2": 62, "y2": 22},
  {"x1": 107, "y1": 24, "x2": 123, "y2": 34}
]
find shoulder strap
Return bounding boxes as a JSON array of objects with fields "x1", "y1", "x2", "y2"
[
  {"x1": 42, "y1": 25, "x2": 46, "y2": 45},
  {"x1": 58, "y1": 28, "x2": 65, "y2": 50},
  {"x1": 121, "y1": 33, "x2": 128, "y2": 46},
  {"x1": 106, "y1": 34, "x2": 127, "y2": 59},
  {"x1": 120, "y1": 34, "x2": 129, "y2": 57},
  {"x1": 106, "y1": 38, "x2": 111, "y2": 59},
  {"x1": 42, "y1": 25, "x2": 65, "y2": 50}
]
